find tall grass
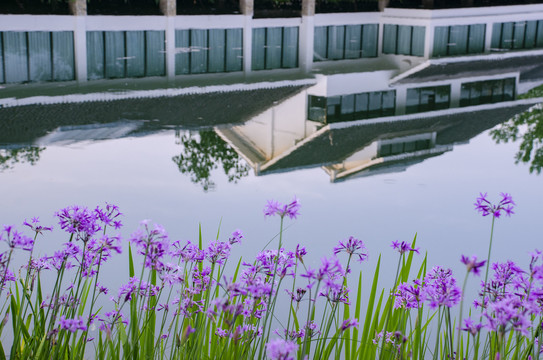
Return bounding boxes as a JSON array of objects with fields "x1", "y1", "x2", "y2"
[{"x1": 0, "y1": 193, "x2": 540, "y2": 360}]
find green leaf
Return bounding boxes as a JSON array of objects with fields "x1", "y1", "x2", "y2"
[
  {"x1": 128, "y1": 244, "x2": 135, "y2": 278},
  {"x1": 360, "y1": 255, "x2": 381, "y2": 355}
]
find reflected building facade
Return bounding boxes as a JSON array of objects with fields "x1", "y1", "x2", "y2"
[
  {"x1": 1, "y1": 4, "x2": 543, "y2": 183},
  {"x1": 2, "y1": 4, "x2": 543, "y2": 83}
]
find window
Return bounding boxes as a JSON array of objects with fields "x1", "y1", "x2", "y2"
[
  {"x1": 406, "y1": 85, "x2": 450, "y2": 114},
  {"x1": 0, "y1": 31, "x2": 74, "y2": 84},
  {"x1": 491, "y1": 20, "x2": 543, "y2": 50},
  {"x1": 433, "y1": 24, "x2": 486, "y2": 57},
  {"x1": 313, "y1": 24, "x2": 378, "y2": 61},
  {"x1": 252, "y1": 27, "x2": 298, "y2": 70},
  {"x1": 175, "y1": 28, "x2": 242, "y2": 75},
  {"x1": 460, "y1": 78, "x2": 515, "y2": 107},
  {"x1": 378, "y1": 139, "x2": 432, "y2": 157},
  {"x1": 87, "y1": 30, "x2": 165, "y2": 80},
  {"x1": 382, "y1": 25, "x2": 425, "y2": 57},
  {"x1": 308, "y1": 90, "x2": 396, "y2": 123}
]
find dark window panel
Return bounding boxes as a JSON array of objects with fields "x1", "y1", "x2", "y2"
[
  {"x1": 52, "y1": 31, "x2": 74, "y2": 81},
  {"x1": 0, "y1": 34, "x2": 3, "y2": 83},
  {"x1": 126, "y1": 31, "x2": 145, "y2": 77},
  {"x1": 3, "y1": 32, "x2": 29, "y2": 83},
  {"x1": 411, "y1": 26, "x2": 425, "y2": 56},
  {"x1": 282, "y1": 27, "x2": 298, "y2": 68},
  {"x1": 28, "y1": 32, "x2": 52, "y2": 82},
  {"x1": 491, "y1": 23, "x2": 502, "y2": 49},
  {"x1": 433, "y1": 27, "x2": 449, "y2": 57},
  {"x1": 382, "y1": 24, "x2": 397, "y2": 54},
  {"x1": 104, "y1": 31, "x2": 125, "y2": 78},
  {"x1": 265, "y1": 27, "x2": 282, "y2": 69},
  {"x1": 175, "y1": 29, "x2": 190, "y2": 75},
  {"x1": 313, "y1": 26, "x2": 327, "y2": 61},
  {"x1": 448, "y1": 25, "x2": 468, "y2": 55},
  {"x1": 513, "y1": 21, "x2": 526, "y2": 49},
  {"x1": 145, "y1": 31, "x2": 165, "y2": 76},
  {"x1": 327, "y1": 26, "x2": 345, "y2": 60},
  {"x1": 225, "y1": 28, "x2": 243, "y2": 72},
  {"x1": 468, "y1": 24, "x2": 485, "y2": 54},
  {"x1": 252, "y1": 28, "x2": 266, "y2": 70},
  {"x1": 500, "y1": 22, "x2": 514, "y2": 49},
  {"x1": 362, "y1": 24, "x2": 378, "y2": 57},
  {"x1": 397, "y1": 25, "x2": 412, "y2": 55},
  {"x1": 525, "y1": 21, "x2": 537, "y2": 49},
  {"x1": 190, "y1": 29, "x2": 208, "y2": 74},
  {"x1": 87, "y1": 31, "x2": 104, "y2": 79},
  {"x1": 208, "y1": 29, "x2": 226, "y2": 73},
  {"x1": 345, "y1": 25, "x2": 362, "y2": 59}
]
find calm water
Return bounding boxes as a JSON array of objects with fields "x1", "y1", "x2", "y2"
[{"x1": 0, "y1": 89, "x2": 542, "y2": 295}]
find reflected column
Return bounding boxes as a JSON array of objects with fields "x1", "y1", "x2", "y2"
[
  {"x1": 160, "y1": 0, "x2": 176, "y2": 79},
  {"x1": 299, "y1": 0, "x2": 315, "y2": 73},
  {"x1": 70, "y1": 0, "x2": 87, "y2": 82},
  {"x1": 241, "y1": 0, "x2": 253, "y2": 73}
]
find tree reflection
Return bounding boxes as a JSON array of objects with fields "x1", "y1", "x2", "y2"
[
  {"x1": 0, "y1": 147, "x2": 45, "y2": 171},
  {"x1": 491, "y1": 104, "x2": 543, "y2": 174},
  {"x1": 172, "y1": 130, "x2": 249, "y2": 192}
]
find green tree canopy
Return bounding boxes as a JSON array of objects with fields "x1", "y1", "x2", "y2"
[
  {"x1": 491, "y1": 104, "x2": 543, "y2": 174},
  {"x1": 172, "y1": 130, "x2": 249, "y2": 192}
]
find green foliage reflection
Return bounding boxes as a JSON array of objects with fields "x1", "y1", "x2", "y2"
[
  {"x1": 491, "y1": 104, "x2": 543, "y2": 174},
  {"x1": 172, "y1": 130, "x2": 249, "y2": 192},
  {"x1": 0, "y1": 147, "x2": 45, "y2": 171}
]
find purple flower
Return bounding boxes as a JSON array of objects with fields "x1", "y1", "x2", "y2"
[
  {"x1": 461, "y1": 318, "x2": 483, "y2": 336},
  {"x1": 295, "y1": 244, "x2": 307, "y2": 264},
  {"x1": 461, "y1": 255, "x2": 486, "y2": 276},
  {"x1": 171, "y1": 240, "x2": 204, "y2": 263},
  {"x1": 474, "y1": 192, "x2": 515, "y2": 218},
  {"x1": 59, "y1": 315, "x2": 87, "y2": 332},
  {"x1": 228, "y1": 230, "x2": 243, "y2": 245},
  {"x1": 333, "y1": 236, "x2": 368, "y2": 263},
  {"x1": 484, "y1": 296, "x2": 531, "y2": 336},
  {"x1": 422, "y1": 266, "x2": 461, "y2": 309},
  {"x1": 23, "y1": 217, "x2": 53, "y2": 236},
  {"x1": 263, "y1": 197, "x2": 300, "y2": 220},
  {"x1": 129, "y1": 221, "x2": 170, "y2": 270},
  {"x1": 340, "y1": 318, "x2": 359, "y2": 331},
  {"x1": 94, "y1": 203, "x2": 123, "y2": 229},
  {"x1": 206, "y1": 240, "x2": 231, "y2": 266},
  {"x1": 391, "y1": 240, "x2": 420, "y2": 255},
  {"x1": 266, "y1": 338, "x2": 298, "y2": 360},
  {"x1": 56, "y1": 205, "x2": 101, "y2": 242},
  {"x1": 394, "y1": 279, "x2": 423, "y2": 309},
  {"x1": 1, "y1": 225, "x2": 34, "y2": 251}
]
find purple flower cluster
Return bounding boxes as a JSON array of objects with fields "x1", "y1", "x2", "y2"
[
  {"x1": 394, "y1": 279, "x2": 423, "y2": 309},
  {"x1": 394, "y1": 267, "x2": 461, "y2": 310},
  {"x1": 463, "y1": 254, "x2": 543, "y2": 338},
  {"x1": 474, "y1": 192, "x2": 515, "y2": 218},
  {"x1": 129, "y1": 221, "x2": 170, "y2": 271},
  {"x1": 266, "y1": 338, "x2": 298, "y2": 360},
  {"x1": 263, "y1": 197, "x2": 300, "y2": 220},
  {"x1": 59, "y1": 315, "x2": 87, "y2": 332}
]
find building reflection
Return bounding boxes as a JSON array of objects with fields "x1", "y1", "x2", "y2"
[{"x1": 1, "y1": 6, "x2": 543, "y2": 184}]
